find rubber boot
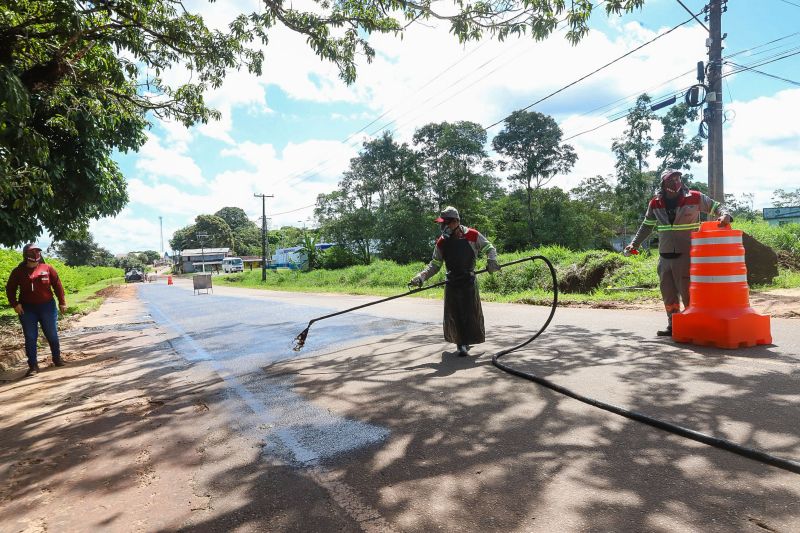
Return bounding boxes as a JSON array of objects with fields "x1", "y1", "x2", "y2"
[
  {"x1": 457, "y1": 344, "x2": 471, "y2": 356},
  {"x1": 25, "y1": 364, "x2": 39, "y2": 377},
  {"x1": 657, "y1": 312, "x2": 674, "y2": 337}
]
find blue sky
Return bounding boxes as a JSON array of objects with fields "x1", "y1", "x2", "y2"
[{"x1": 95, "y1": 0, "x2": 800, "y2": 254}]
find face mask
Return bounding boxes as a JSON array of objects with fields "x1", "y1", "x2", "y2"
[
  {"x1": 662, "y1": 176, "x2": 682, "y2": 194},
  {"x1": 26, "y1": 251, "x2": 41, "y2": 262},
  {"x1": 440, "y1": 222, "x2": 455, "y2": 237}
]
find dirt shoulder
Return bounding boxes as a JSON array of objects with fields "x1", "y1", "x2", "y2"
[
  {"x1": 555, "y1": 287, "x2": 800, "y2": 318},
  {"x1": 0, "y1": 285, "x2": 357, "y2": 533}
]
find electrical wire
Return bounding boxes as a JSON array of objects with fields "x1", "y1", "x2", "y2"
[
  {"x1": 726, "y1": 61, "x2": 800, "y2": 87},
  {"x1": 484, "y1": 13, "x2": 697, "y2": 130}
]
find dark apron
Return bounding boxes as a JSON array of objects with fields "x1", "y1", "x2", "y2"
[{"x1": 441, "y1": 234, "x2": 485, "y2": 345}]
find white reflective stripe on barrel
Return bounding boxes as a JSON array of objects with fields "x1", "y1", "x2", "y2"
[
  {"x1": 691, "y1": 236, "x2": 742, "y2": 245},
  {"x1": 690, "y1": 255, "x2": 745, "y2": 264},
  {"x1": 690, "y1": 274, "x2": 748, "y2": 283}
]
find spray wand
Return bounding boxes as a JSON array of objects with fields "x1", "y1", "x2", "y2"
[{"x1": 292, "y1": 256, "x2": 543, "y2": 351}]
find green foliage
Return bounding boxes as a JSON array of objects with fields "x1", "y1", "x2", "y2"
[
  {"x1": 297, "y1": 232, "x2": 320, "y2": 271},
  {"x1": 655, "y1": 103, "x2": 703, "y2": 178},
  {"x1": 413, "y1": 121, "x2": 498, "y2": 218},
  {"x1": 724, "y1": 192, "x2": 760, "y2": 222},
  {"x1": 319, "y1": 246, "x2": 361, "y2": 270},
  {"x1": 0, "y1": 248, "x2": 122, "y2": 309},
  {"x1": 733, "y1": 220, "x2": 800, "y2": 256},
  {"x1": 771, "y1": 188, "x2": 800, "y2": 208},
  {"x1": 115, "y1": 252, "x2": 145, "y2": 272},
  {"x1": 493, "y1": 110, "x2": 577, "y2": 242},
  {"x1": 51, "y1": 233, "x2": 115, "y2": 266},
  {"x1": 1, "y1": 0, "x2": 645, "y2": 246}
]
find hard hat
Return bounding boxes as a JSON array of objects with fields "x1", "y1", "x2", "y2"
[
  {"x1": 660, "y1": 168, "x2": 683, "y2": 182},
  {"x1": 434, "y1": 206, "x2": 460, "y2": 222}
]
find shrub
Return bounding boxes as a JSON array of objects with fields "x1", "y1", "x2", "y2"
[{"x1": 0, "y1": 249, "x2": 122, "y2": 308}]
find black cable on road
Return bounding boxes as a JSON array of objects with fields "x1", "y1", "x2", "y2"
[
  {"x1": 292, "y1": 255, "x2": 540, "y2": 350},
  {"x1": 491, "y1": 256, "x2": 800, "y2": 475}
]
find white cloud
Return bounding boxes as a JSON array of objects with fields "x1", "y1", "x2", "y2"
[
  {"x1": 135, "y1": 132, "x2": 205, "y2": 186},
  {"x1": 90, "y1": 209, "x2": 164, "y2": 255},
  {"x1": 97, "y1": 8, "x2": 800, "y2": 253}
]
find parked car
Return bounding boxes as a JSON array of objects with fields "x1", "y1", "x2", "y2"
[
  {"x1": 222, "y1": 257, "x2": 244, "y2": 273},
  {"x1": 125, "y1": 269, "x2": 144, "y2": 283}
]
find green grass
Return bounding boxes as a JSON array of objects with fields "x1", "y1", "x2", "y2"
[
  {"x1": 214, "y1": 242, "x2": 799, "y2": 305},
  {"x1": 0, "y1": 277, "x2": 125, "y2": 320}
]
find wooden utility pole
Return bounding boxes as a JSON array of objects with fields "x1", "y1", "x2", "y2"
[
  {"x1": 254, "y1": 193, "x2": 274, "y2": 281},
  {"x1": 706, "y1": 0, "x2": 726, "y2": 202}
]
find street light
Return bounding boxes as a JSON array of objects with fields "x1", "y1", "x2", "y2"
[{"x1": 196, "y1": 232, "x2": 209, "y2": 273}]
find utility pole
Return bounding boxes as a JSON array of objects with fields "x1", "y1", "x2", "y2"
[
  {"x1": 159, "y1": 216, "x2": 164, "y2": 255},
  {"x1": 706, "y1": 0, "x2": 726, "y2": 202},
  {"x1": 254, "y1": 193, "x2": 274, "y2": 282},
  {"x1": 196, "y1": 232, "x2": 208, "y2": 273}
]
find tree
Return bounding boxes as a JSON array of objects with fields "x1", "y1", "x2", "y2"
[
  {"x1": 1, "y1": 0, "x2": 646, "y2": 246},
  {"x1": 772, "y1": 188, "x2": 800, "y2": 208},
  {"x1": 570, "y1": 175, "x2": 617, "y2": 212},
  {"x1": 612, "y1": 94, "x2": 656, "y2": 229},
  {"x1": 214, "y1": 206, "x2": 261, "y2": 255},
  {"x1": 169, "y1": 224, "x2": 198, "y2": 252},
  {"x1": 725, "y1": 193, "x2": 759, "y2": 222},
  {"x1": 137, "y1": 250, "x2": 161, "y2": 264},
  {"x1": 194, "y1": 215, "x2": 233, "y2": 249},
  {"x1": 413, "y1": 121, "x2": 498, "y2": 221},
  {"x1": 655, "y1": 103, "x2": 703, "y2": 178},
  {"x1": 296, "y1": 232, "x2": 320, "y2": 271},
  {"x1": 492, "y1": 110, "x2": 577, "y2": 244},
  {"x1": 214, "y1": 207, "x2": 252, "y2": 232},
  {"x1": 115, "y1": 252, "x2": 145, "y2": 272},
  {"x1": 51, "y1": 233, "x2": 114, "y2": 266}
]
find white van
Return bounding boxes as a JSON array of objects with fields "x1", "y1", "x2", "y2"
[{"x1": 222, "y1": 257, "x2": 244, "y2": 273}]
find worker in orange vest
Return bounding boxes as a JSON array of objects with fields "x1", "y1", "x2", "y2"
[{"x1": 625, "y1": 169, "x2": 732, "y2": 336}]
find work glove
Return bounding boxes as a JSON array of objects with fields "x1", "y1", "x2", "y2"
[
  {"x1": 487, "y1": 259, "x2": 501, "y2": 273},
  {"x1": 408, "y1": 275, "x2": 424, "y2": 288},
  {"x1": 717, "y1": 214, "x2": 732, "y2": 226},
  {"x1": 623, "y1": 244, "x2": 639, "y2": 256}
]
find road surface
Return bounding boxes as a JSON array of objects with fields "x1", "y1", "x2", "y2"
[{"x1": 134, "y1": 278, "x2": 800, "y2": 531}]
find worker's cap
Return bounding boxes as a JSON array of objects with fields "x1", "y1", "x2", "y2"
[
  {"x1": 660, "y1": 168, "x2": 683, "y2": 182},
  {"x1": 434, "y1": 206, "x2": 460, "y2": 223},
  {"x1": 22, "y1": 243, "x2": 42, "y2": 255}
]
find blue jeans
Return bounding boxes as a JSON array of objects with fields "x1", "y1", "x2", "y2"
[{"x1": 19, "y1": 299, "x2": 61, "y2": 367}]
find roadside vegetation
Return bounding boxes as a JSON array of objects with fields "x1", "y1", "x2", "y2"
[
  {"x1": 0, "y1": 249, "x2": 123, "y2": 319},
  {"x1": 215, "y1": 222, "x2": 800, "y2": 306}
]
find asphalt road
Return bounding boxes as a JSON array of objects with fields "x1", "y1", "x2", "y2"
[{"x1": 139, "y1": 279, "x2": 800, "y2": 532}]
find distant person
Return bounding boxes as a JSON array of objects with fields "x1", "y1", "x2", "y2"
[
  {"x1": 409, "y1": 206, "x2": 501, "y2": 356},
  {"x1": 5, "y1": 244, "x2": 68, "y2": 377},
  {"x1": 625, "y1": 169, "x2": 732, "y2": 337}
]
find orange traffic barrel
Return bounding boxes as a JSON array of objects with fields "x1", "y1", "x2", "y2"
[{"x1": 672, "y1": 221, "x2": 771, "y2": 348}]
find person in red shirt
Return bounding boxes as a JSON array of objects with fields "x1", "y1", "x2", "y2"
[{"x1": 5, "y1": 244, "x2": 68, "y2": 377}]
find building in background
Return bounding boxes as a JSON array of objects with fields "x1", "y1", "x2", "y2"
[
  {"x1": 763, "y1": 207, "x2": 800, "y2": 227},
  {"x1": 177, "y1": 247, "x2": 230, "y2": 273}
]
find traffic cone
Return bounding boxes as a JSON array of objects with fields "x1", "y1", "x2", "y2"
[
  {"x1": 167, "y1": 275, "x2": 173, "y2": 286},
  {"x1": 672, "y1": 221, "x2": 771, "y2": 349}
]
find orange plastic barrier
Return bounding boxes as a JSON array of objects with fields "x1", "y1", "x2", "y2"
[
  {"x1": 672, "y1": 221, "x2": 771, "y2": 349},
  {"x1": 167, "y1": 275, "x2": 173, "y2": 286}
]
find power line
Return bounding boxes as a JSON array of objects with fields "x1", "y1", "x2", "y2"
[
  {"x1": 484, "y1": 13, "x2": 697, "y2": 130},
  {"x1": 775, "y1": 0, "x2": 800, "y2": 8},
  {"x1": 562, "y1": 47, "x2": 800, "y2": 143},
  {"x1": 271, "y1": 203, "x2": 316, "y2": 216},
  {"x1": 281, "y1": 3, "x2": 604, "y2": 188},
  {"x1": 675, "y1": 0, "x2": 710, "y2": 32},
  {"x1": 727, "y1": 61, "x2": 800, "y2": 87}
]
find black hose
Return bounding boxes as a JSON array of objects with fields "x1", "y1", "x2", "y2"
[
  {"x1": 493, "y1": 256, "x2": 800, "y2": 475},
  {"x1": 292, "y1": 256, "x2": 539, "y2": 351}
]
